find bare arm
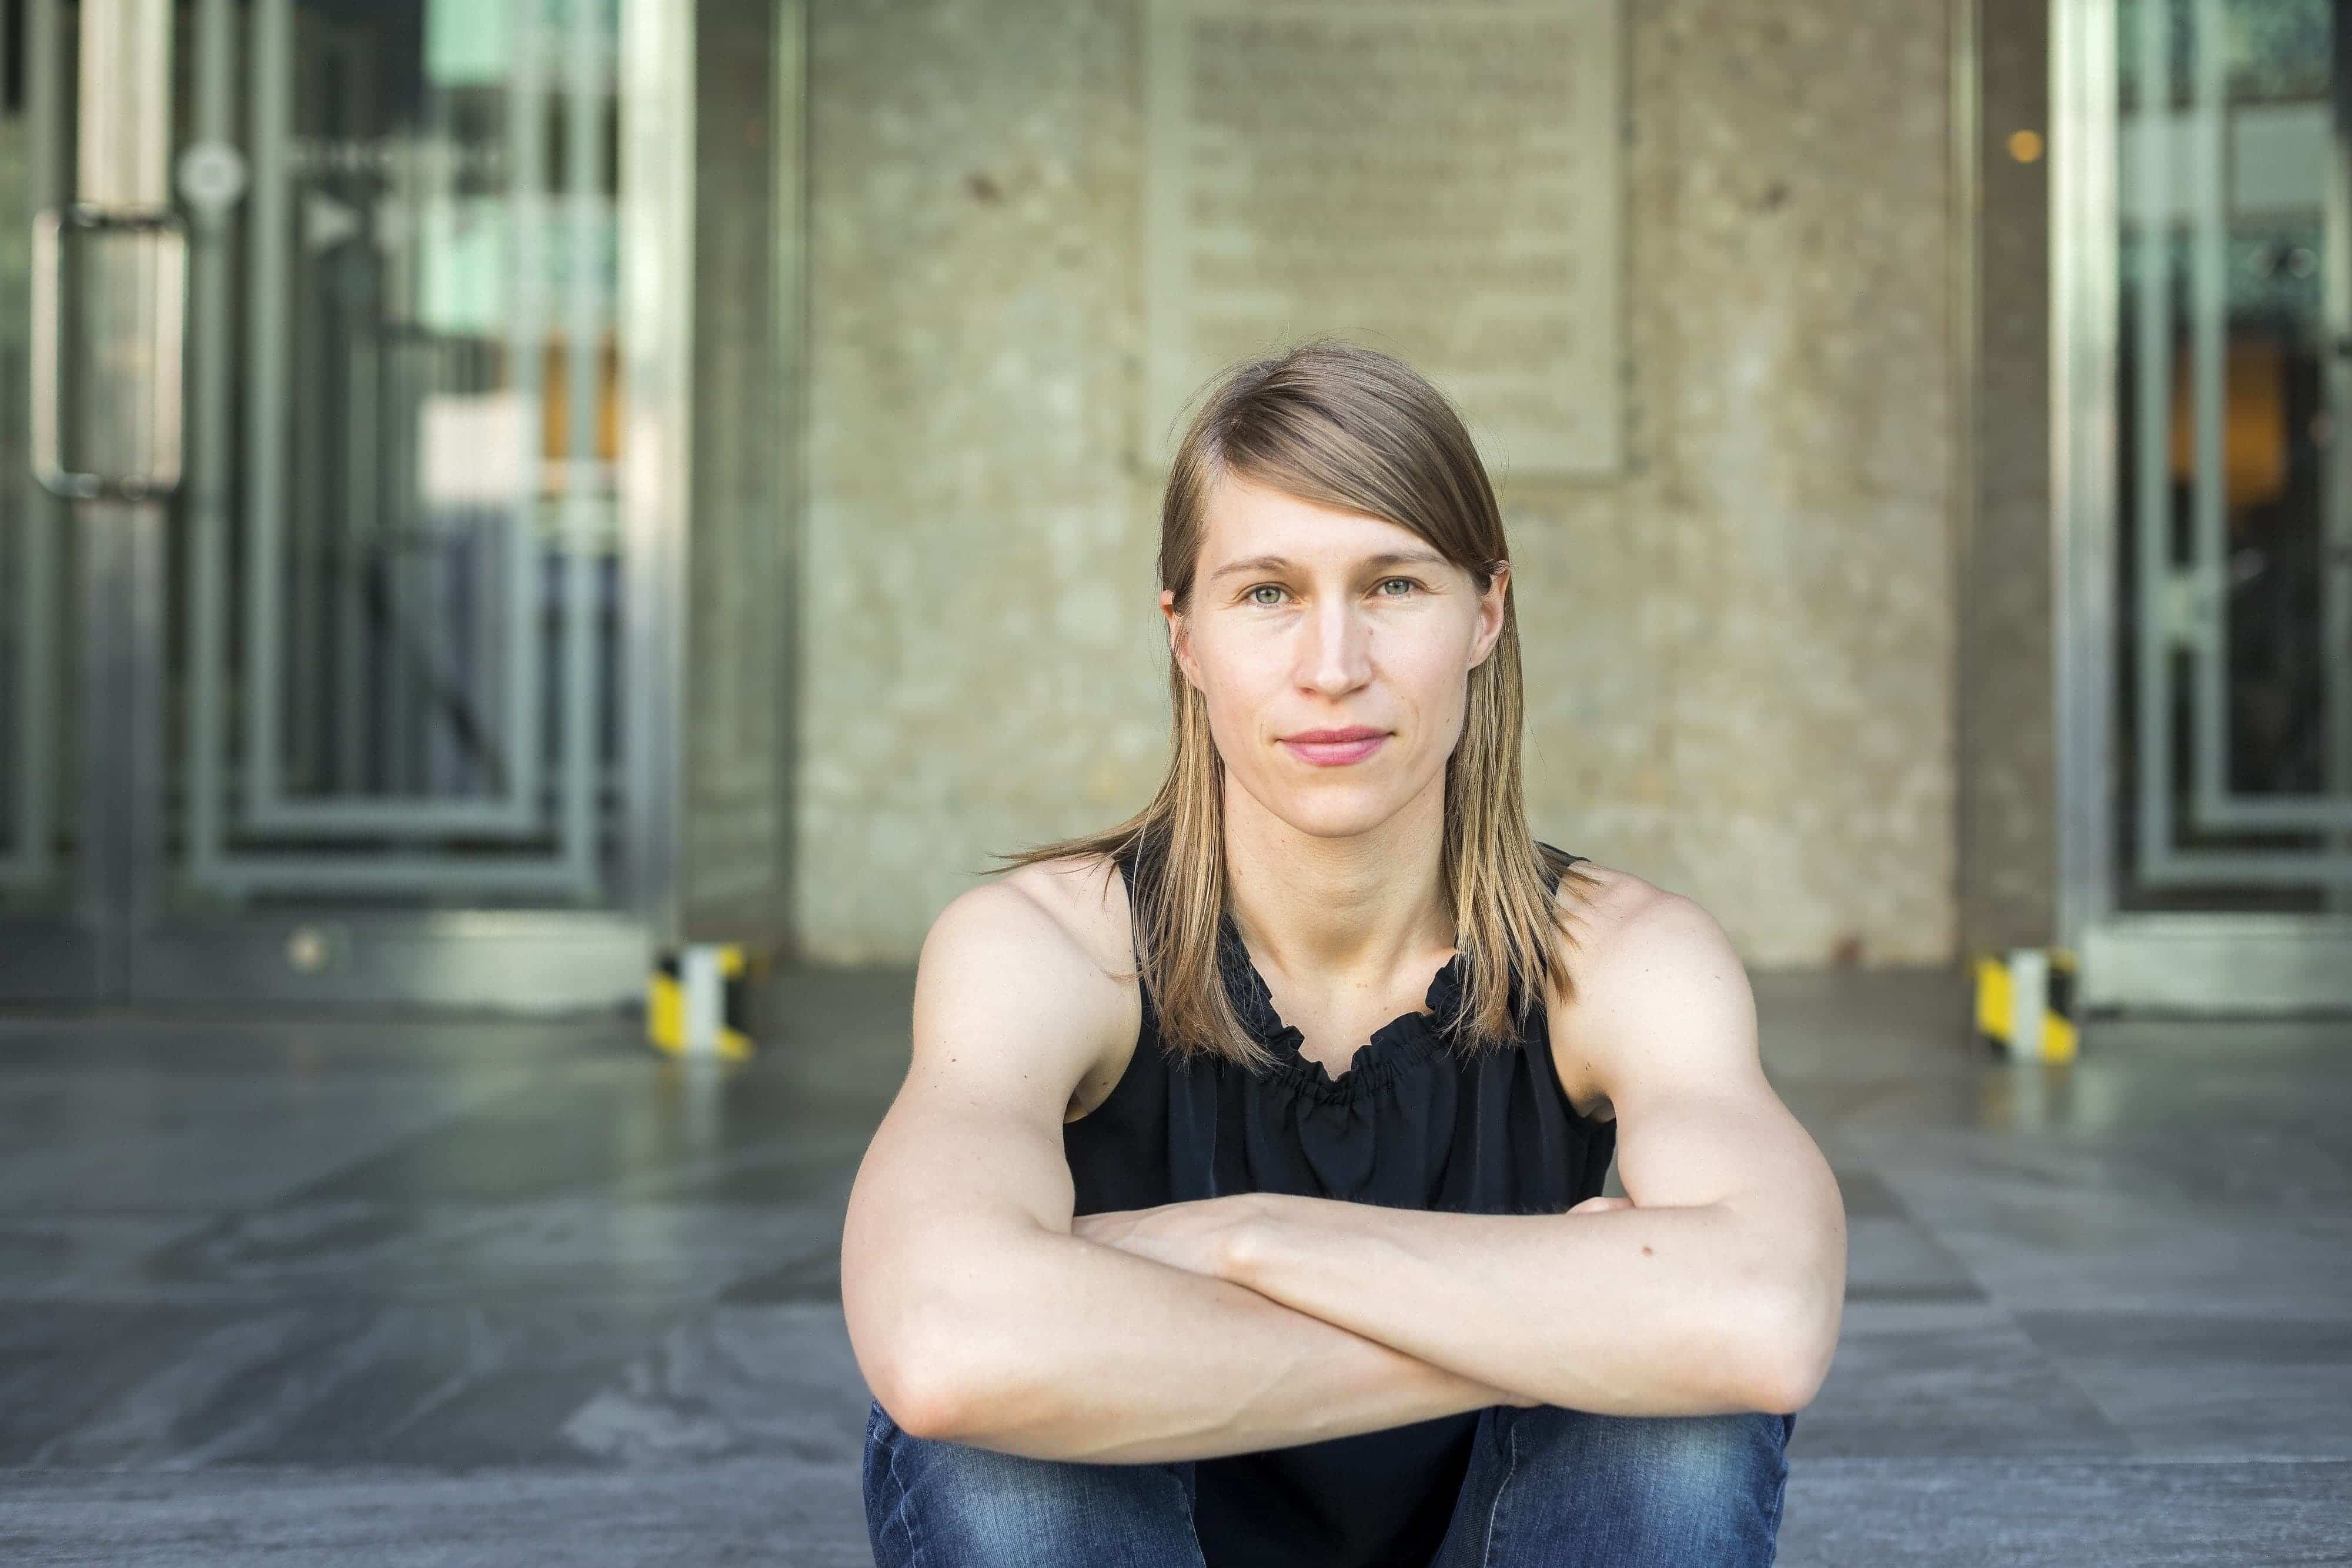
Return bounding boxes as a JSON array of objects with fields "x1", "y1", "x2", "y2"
[
  {"x1": 1098, "y1": 879, "x2": 1846, "y2": 1419},
  {"x1": 838, "y1": 864, "x2": 1533, "y2": 1464}
]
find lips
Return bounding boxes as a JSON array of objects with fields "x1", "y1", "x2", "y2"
[{"x1": 1280, "y1": 727, "x2": 1389, "y2": 767}]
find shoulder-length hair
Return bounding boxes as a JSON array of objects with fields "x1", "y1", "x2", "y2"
[{"x1": 994, "y1": 337, "x2": 1600, "y2": 1072}]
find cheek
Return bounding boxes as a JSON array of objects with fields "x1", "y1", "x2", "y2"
[
  {"x1": 1188, "y1": 639, "x2": 1274, "y2": 730},
  {"x1": 1383, "y1": 637, "x2": 1474, "y2": 716}
]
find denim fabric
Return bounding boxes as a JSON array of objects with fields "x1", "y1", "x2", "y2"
[{"x1": 863, "y1": 1397, "x2": 1795, "y2": 1568}]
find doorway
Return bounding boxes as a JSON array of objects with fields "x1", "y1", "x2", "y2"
[
  {"x1": 0, "y1": 0, "x2": 690, "y2": 1005},
  {"x1": 2054, "y1": 0, "x2": 2352, "y2": 1007}
]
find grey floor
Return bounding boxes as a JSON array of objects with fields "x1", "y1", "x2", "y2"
[{"x1": 0, "y1": 967, "x2": 2346, "y2": 1566}]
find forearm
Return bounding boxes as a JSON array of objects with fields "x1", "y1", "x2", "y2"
[
  {"x1": 913, "y1": 1228, "x2": 1531, "y2": 1463},
  {"x1": 1230, "y1": 1195, "x2": 1793, "y2": 1417}
]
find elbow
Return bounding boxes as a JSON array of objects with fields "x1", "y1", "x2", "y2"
[
  {"x1": 848, "y1": 1229, "x2": 1069, "y2": 1445},
  {"x1": 873, "y1": 1363, "x2": 955, "y2": 1443},
  {"x1": 881, "y1": 1380, "x2": 965, "y2": 1444},
  {"x1": 871, "y1": 1319, "x2": 984, "y2": 1442},
  {"x1": 844, "y1": 1278, "x2": 973, "y2": 1442},
  {"x1": 1741, "y1": 1285, "x2": 1841, "y2": 1416},
  {"x1": 1730, "y1": 1205, "x2": 1844, "y2": 1416},
  {"x1": 1744, "y1": 1350, "x2": 1828, "y2": 1419},
  {"x1": 872, "y1": 1304, "x2": 1037, "y2": 1443}
]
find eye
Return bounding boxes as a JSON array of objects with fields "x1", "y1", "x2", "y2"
[
  {"x1": 1247, "y1": 583, "x2": 1288, "y2": 607},
  {"x1": 1376, "y1": 577, "x2": 1422, "y2": 597}
]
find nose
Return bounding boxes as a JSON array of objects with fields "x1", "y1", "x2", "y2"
[{"x1": 1296, "y1": 595, "x2": 1371, "y2": 698}]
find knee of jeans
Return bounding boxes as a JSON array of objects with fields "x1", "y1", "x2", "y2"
[
  {"x1": 867, "y1": 1402, "x2": 1185, "y2": 1557},
  {"x1": 1514, "y1": 1404, "x2": 1790, "y2": 1503}
]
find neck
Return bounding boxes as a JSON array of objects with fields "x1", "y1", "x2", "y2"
[{"x1": 1218, "y1": 772, "x2": 1455, "y2": 994}]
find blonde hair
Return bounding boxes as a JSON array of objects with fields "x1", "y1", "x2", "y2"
[{"x1": 994, "y1": 337, "x2": 1598, "y2": 1071}]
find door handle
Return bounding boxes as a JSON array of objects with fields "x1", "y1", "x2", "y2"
[{"x1": 30, "y1": 203, "x2": 189, "y2": 502}]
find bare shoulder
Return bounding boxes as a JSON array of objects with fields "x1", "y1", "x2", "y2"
[
  {"x1": 917, "y1": 851, "x2": 1142, "y2": 1123},
  {"x1": 1544, "y1": 860, "x2": 1753, "y2": 1120},
  {"x1": 1550, "y1": 858, "x2": 1665, "y2": 938},
  {"x1": 993, "y1": 851, "x2": 1142, "y2": 988},
  {"x1": 1545, "y1": 858, "x2": 1698, "y2": 987}
]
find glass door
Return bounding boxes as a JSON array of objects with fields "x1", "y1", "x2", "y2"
[
  {"x1": 0, "y1": 0, "x2": 689, "y2": 1005},
  {"x1": 2056, "y1": 0, "x2": 2352, "y2": 1008}
]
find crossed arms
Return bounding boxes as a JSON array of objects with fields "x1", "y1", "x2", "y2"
[{"x1": 837, "y1": 860, "x2": 1847, "y2": 1466}]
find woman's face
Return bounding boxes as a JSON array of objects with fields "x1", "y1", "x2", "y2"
[{"x1": 1161, "y1": 470, "x2": 1508, "y2": 838}]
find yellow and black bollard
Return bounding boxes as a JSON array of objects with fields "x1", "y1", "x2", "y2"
[
  {"x1": 1972, "y1": 947, "x2": 2079, "y2": 1063},
  {"x1": 647, "y1": 944, "x2": 755, "y2": 1062}
]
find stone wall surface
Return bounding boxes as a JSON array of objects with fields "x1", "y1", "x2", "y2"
[
  {"x1": 1963, "y1": 0, "x2": 2056, "y2": 954},
  {"x1": 798, "y1": 0, "x2": 1959, "y2": 967},
  {"x1": 685, "y1": 0, "x2": 796, "y2": 943}
]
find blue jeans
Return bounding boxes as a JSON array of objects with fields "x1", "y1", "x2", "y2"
[{"x1": 863, "y1": 1397, "x2": 1795, "y2": 1567}]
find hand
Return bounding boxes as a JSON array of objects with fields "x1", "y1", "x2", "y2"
[{"x1": 1070, "y1": 1193, "x2": 1265, "y2": 1282}]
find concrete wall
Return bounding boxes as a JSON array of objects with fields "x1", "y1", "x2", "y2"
[
  {"x1": 794, "y1": 0, "x2": 1963, "y2": 967},
  {"x1": 1960, "y1": 0, "x2": 2057, "y2": 955},
  {"x1": 682, "y1": 0, "x2": 797, "y2": 944}
]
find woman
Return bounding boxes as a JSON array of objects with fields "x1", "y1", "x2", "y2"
[{"x1": 840, "y1": 340, "x2": 1846, "y2": 1567}]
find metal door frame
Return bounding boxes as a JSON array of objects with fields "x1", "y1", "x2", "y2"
[
  {"x1": 2052, "y1": 0, "x2": 2352, "y2": 1011},
  {"x1": 0, "y1": 0, "x2": 692, "y2": 1009},
  {"x1": 0, "y1": 0, "x2": 99, "y2": 999}
]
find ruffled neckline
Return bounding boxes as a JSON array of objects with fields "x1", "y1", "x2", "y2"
[{"x1": 1215, "y1": 912, "x2": 1467, "y2": 1104}]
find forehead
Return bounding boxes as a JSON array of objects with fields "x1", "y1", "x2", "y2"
[{"x1": 1197, "y1": 470, "x2": 1428, "y2": 563}]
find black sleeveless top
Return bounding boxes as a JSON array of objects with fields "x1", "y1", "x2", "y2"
[{"x1": 1064, "y1": 836, "x2": 1617, "y2": 1568}]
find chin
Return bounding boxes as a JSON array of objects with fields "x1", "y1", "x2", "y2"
[{"x1": 1266, "y1": 793, "x2": 1411, "y2": 840}]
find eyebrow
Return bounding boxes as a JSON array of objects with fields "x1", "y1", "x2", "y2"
[{"x1": 1205, "y1": 548, "x2": 1452, "y2": 584}]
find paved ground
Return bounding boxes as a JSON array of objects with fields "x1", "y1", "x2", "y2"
[{"x1": 0, "y1": 965, "x2": 2345, "y2": 1564}]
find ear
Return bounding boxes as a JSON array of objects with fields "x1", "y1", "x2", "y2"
[
  {"x1": 1160, "y1": 589, "x2": 1203, "y2": 691},
  {"x1": 1468, "y1": 561, "x2": 1509, "y2": 670}
]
